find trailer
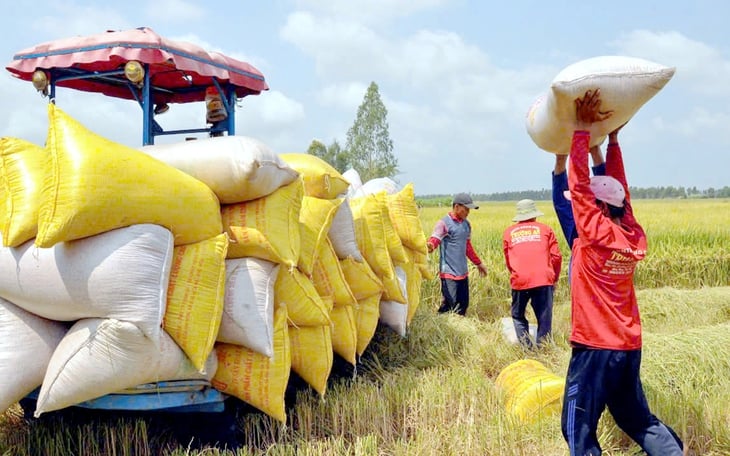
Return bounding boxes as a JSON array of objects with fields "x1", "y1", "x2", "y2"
[{"x1": 6, "y1": 26, "x2": 268, "y2": 415}]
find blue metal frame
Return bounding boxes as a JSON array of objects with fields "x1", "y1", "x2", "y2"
[{"x1": 47, "y1": 63, "x2": 236, "y2": 145}]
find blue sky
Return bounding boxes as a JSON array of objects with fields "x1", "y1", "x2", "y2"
[{"x1": 1, "y1": 0, "x2": 728, "y2": 196}]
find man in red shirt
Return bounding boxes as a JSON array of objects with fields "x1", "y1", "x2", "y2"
[
  {"x1": 561, "y1": 89, "x2": 685, "y2": 456},
  {"x1": 502, "y1": 199, "x2": 562, "y2": 348}
]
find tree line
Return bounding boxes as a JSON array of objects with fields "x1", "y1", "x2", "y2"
[{"x1": 418, "y1": 185, "x2": 730, "y2": 206}]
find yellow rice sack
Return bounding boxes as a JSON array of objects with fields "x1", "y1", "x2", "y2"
[
  {"x1": 386, "y1": 183, "x2": 428, "y2": 254},
  {"x1": 213, "y1": 305, "x2": 290, "y2": 423},
  {"x1": 495, "y1": 359, "x2": 565, "y2": 423},
  {"x1": 340, "y1": 256, "x2": 383, "y2": 301},
  {"x1": 298, "y1": 196, "x2": 341, "y2": 276},
  {"x1": 356, "y1": 292, "x2": 382, "y2": 356},
  {"x1": 164, "y1": 233, "x2": 228, "y2": 372},
  {"x1": 275, "y1": 267, "x2": 331, "y2": 327},
  {"x1": 330, "y1": 304, "x2": 357, "y2": 365},
  {"x1": 36, "y1": 104, "x2": 222, "y2": 247},
  {"x1": 375, "y1": 192, "x2": 408, "y2": 265},
  {"x1": 221, "y1": 178, "x2": 302, "y2": 267},
  {"x1": 289, "y1": 324, "x2": 333, "y2": 396},
  {"x1": 400, "y1": 254, "x2": 424, "y2": 324},
  {"x1": 280, "y1": 153, "x2": 349, "y2": 199},
  {"x1": 0, "y1": 138, "x2": 45, "y2": 247},
  {"x1": 349, "y1": 193, "x2": 395, "y2": 280},
  {"x1": 312, "y1": 238, "x2": 358, "y2": 307},
  {"x1": 406, "y1": 245, "x2": 435, "y2": 280}
]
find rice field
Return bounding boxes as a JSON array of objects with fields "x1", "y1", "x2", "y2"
[{"x1": 1, "y1": 198, "x2": 728, "y2": 455}]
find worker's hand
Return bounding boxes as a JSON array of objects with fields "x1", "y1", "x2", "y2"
[
  {"x1": 575, "y1": 89, "x2": 613, "y2": 129},
  {"x1": 554, "y1": 154, "x2": 568, "y2": 174},
  {"x1": 476, "y1": 263, "x2": 488, "y2": 277},
  {"x1": 427, "y1": 242, "x2": 435, "y2": 253},
  {"x1": 609, "y1": 122, "x2": 627, "y2": 143}
]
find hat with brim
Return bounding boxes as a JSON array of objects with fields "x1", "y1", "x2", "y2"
[
  {"x1": 453, "y1": 193, "x2": 479, "y2": 209},
  {"x1": 512, "y1": 199, "x2": 543, "y2": 222}
]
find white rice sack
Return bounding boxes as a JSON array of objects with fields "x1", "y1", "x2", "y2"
[
  {"x1": 328, "y1": 198, "x2": 364, "y2": 262},
  {"x1": 378, "y1": 266, "x2": 408, "y2": 337},
  {"x1": 0, "y1": 224, "x2": 173, "y2": 342},
  {"x1": 217, "y1": 258, "x2": 280, "y2": 357},
  {"x1": 35, "y1": 318, "x2": 216, "y2": 417},
  {"x1": 140, "y1": 136, "x2": 300, "y2": 204},
  {"x1": 526, "y1": 55, "x2": 675, "y2": 154},
  {"x1": 342, "y1": 168, "x2": 363, "y2": 198},
  {"x1": 353, "y1": 177, "x2": 401, "y2": 198},
  {"x1": 0, "y1": 297, "x2": 67, "y2": 413}
]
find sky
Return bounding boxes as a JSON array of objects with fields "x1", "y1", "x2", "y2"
[{"x1": 1, "y1": 0, "x2": 728, "y2": 196}]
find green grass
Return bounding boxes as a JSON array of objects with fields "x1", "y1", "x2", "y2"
[{"x1": 1, "y1": 199, "x2": 728, "y2": 455}]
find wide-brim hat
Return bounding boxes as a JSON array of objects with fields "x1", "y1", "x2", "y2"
[{"x1": 512, "y1": 199, "x2": 543, "y2": 222}]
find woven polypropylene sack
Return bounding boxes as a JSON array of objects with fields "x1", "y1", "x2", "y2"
[
  {"x1": 37, "y1": 104, "x2": 222, "y2": 247},
  {"x1": 0, "y1": 297, "x2": 67, "y2": 414},
  {"x1": 164, "y1": 233, "x2": 228, "y2": 372},
  {"x1": 280, "y1": 153, "x2": 349, "y2": 199},
  {"x1": 35, "y1": 319, "x2": 215, "y2": 417},
  {"x1": 340, "y1": 257, "x2": 383, "y2": 301},
  {"x1": 330, "y1": 304, "x2": 357, "y2": 365},
  {"x1": 274, "y1": 267, "x2": 331, "y2": 327},
  {"x1": 222, "y1": 178, "x2": 302, "y2": 267},
  {"x1": 218, "y1": 258, "x2": 279, "y2": 357},
  {"x1": 312, "y1": 237, "x2": 358, "y2": 307},
  {"x1": 298, "y1": 196, "x2": 341, "y2": 276},
  {"x1": 526, "y1": 56, "x2": 675, "y2": 154},
  {"x1": 349, "y1": 193, "x2": 395, "y2": 280},
  {"x1": 355, "y1": 292, "x2": 382, "y2": 356},
  {"x1": 140, "y1": 136, "x2": 299, "y2": 204},
  {"x1": 386, "y1": 183, "x2": 428, "y2": 254},
  {"x1": 213, "y1": 305, "x2": 290, "y2": 423},
  {"x1": 0, "y1": 224, "x2": 173, "y2": 342},
  {"x1": 289, "y1": 324, "x2": 333, "y2": 396},
  {"x1": 0, "y1": 137, "x2": 45, "y2": 247}
]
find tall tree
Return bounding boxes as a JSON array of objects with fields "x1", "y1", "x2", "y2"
[
  {"x1": 306, "y1": 139, "x2": 350, "y2": 173},
  {"x1": 345, "y1": 82, "x2": 398, "y2": 182}
]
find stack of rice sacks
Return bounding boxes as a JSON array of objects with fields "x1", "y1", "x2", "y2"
[{"x1": 0, "y1": 104, "x2": 429, "y2": 424}]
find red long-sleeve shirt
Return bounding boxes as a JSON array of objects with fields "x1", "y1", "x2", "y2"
[
  {"x1": 568, "y1": 131, "x2": 647, "y2": 350},
  {"x1": 502, "y1": 221, "x2": 562, "y2": 290}
]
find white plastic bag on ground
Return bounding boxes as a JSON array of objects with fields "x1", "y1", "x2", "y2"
[
  {"x1": 35, "y1": 318, "x2": 216, "y2": 417},
  {"x1": 526, "y1": 55, "x2": 675, "y2": 154},
  {"x1": 0, "y1": 224, "x2": 173, "y2": 342},
  {"x1": 218, "y1": 258, "x2": 280, "y2": 357},
  {"x1": 0, "y1": 297, "x2": 67, "y2": 413},
  {"x1": 140, "y1": 136, "x2": 299, "y2": 204}
]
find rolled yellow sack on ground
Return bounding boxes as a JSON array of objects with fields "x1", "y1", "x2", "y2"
[{"x1": 37, "y1": 104, "x2": 222, "y2": 247}]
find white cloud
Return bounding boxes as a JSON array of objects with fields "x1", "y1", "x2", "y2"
[
  {"x1": 144, "y1": 0, "x2": 205, "y2": 23},
  {"x1": 293, "y1": 0, "x2": 453, "y2": 25},
  {"x1": 30, "y1": 2, "x2": 131, "y2": 38},
  {"x1": 611, "y1": 30, "x2": 730, "y2": 97}
]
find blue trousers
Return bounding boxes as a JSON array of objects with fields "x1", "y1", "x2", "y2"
[
  {"x1": 438, "y1": 278, "x2": 469, "y2": 316},
  {"x1": 561, "y1": 348, "x2": 684, "y2": 456},
  {"x1": 510, "y1": 285, "x2": 553, "y2": 348}
]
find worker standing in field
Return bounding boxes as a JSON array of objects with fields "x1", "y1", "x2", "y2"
[
  {"x1": 502, "y1": 199, "x2": 562, "y2": 348},
  {"x1": 561, "y1": 88, "x2": 686, "y2": 456},
  {"x1": 427, "y1": 193, "x2": 488, "y2": 316}
]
